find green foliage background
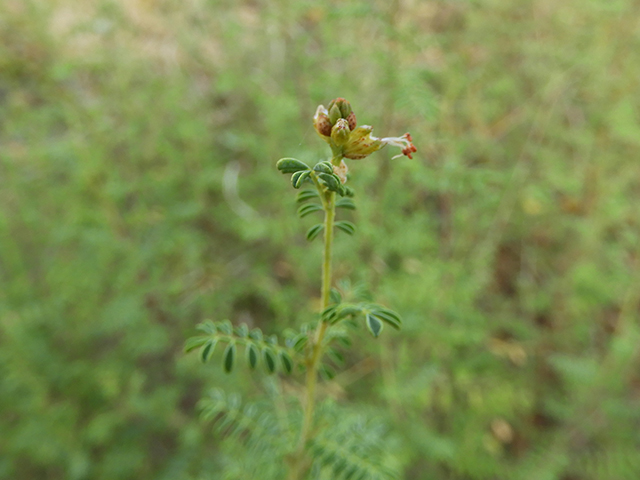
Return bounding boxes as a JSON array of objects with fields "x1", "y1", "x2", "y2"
[{"x1": 1, "y1": 0, "x2": 640, "y2": 478}]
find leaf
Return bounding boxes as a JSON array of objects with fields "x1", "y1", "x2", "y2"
[
  {"x1": 223, "y1": 342, "x2": 236, "y2": 373},
  {"x1": 306, "y1": 223, "x2": 324, "y2": 241},
  {"x1": 248, "y1": 328, "x2": 263, "y2": 341},
  {"x1": 342, "y1": 465, "x2": 359, "y2": 479},
  {"x1": 292, "y1": 170, "x2": 311, "y2": 188},
  {"x1": 317, "y1": 172, "x2": 341, "y2": 192},
  {"x1": 327, "y1": 348, "x2": 345, "y2": 366},
  {"x1": 353, "y1": 283, "x2": 373, "y2": 301},
  {"x1": 215, "y1": 413, "x2": 235, "y2": 432},
  {"x1": 263, "y1": 348, "x2": 277, "y2": 374},
  {"x1": 293, "y1": 334, "x2": 308, "y2": 352},
  {"x1": 279, "y1": 351, "x2": 294, "y2": 374},
  {"x1": 199, "y1": 390, "x2": 286, "y2": 456},
  {"x1": 321, "y1": 303, "x2": 364, "y2": 324},
  {"x1": 319, "y1": 364, "x2": 336, "y2": 380},
  {"x1": 370, "y1": 308, "x2": 402, "y2": 330},
  {"x1": 335, "y1": 198, "x2": 356, "y2": 210},
  {"x1": 335, "y1": 221, "x2": 356, "y2": 235},
  {"x1": 330, "y1": 288, "x2": 342, "y2": 304},
  {"x1": 296, "y1": 189, "x2": 319, "y2": 203},
  {"x1": 234, "y1": 323, "x2": 249, "y2": 337},
  {"x1": 218, "y1": 320, "x2": 233, "y2": 335},
  {"x1": 321, "y1": 305, "x2": 339, "y2": 323},
  {"x1": 343, "y1": 186, "x2": 355, "y2": 197},
  {"x1": 184, "y1": 336, "x2": 209, "y2": 353},
  {"x1": 196, "y1": 320, "x2": 216, "y2": 334},
  {"x1": 200, "y1": 339, "x2": 218, "y2": 362},
  {"x1": 333, "y1": 459, "x2": 349, "y2": 476},
  {"x1": 227, "y1": 392, "x2": 241, "y2": 410},
  {"x1": 247, "y1": 343, "x2": 259, "y2": 369},
  {"x1": 365, "y1": 314, "x2": 383, "y2": 338},
  {"x1": 333, "y1": 304, "x2": 363, "y2": 323},
  {"x1": 297, "y1": 203, "x2": 323, "y2": 218},
  {"x1": 276, "y1": 157, "x2": 310, "y2": 173},
  {"x1": 313, "y1": 161, "x2": 333, "y2": 174}
]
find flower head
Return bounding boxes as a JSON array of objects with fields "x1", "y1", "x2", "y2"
[
  {"x1": 313, "y1": 98, "x2": 416, "y2": 162},
  {"x1": 313, "y1": 98, "x2": 357, "y2": 143}
]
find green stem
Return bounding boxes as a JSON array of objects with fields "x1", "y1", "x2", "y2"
[
  {"x1": 290, "y1": 170, "x2": 337, "y2": 479},
  {"x1": 302, "y1": 190, "x2": 334, "y2": 439}
]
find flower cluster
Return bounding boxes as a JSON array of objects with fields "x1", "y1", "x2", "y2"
[{"x1": 313, "y1": 98, "x2": 417, "y2": 163}]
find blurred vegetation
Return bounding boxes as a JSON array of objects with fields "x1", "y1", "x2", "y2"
[{"x1": 1, "y1": 0, "x2": 640, "y2": 478}]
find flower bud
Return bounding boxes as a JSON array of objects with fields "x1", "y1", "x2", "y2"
[
  {"x1": 328, "y1": 104, "x2": 342, "y2": 125},
  {"x1": 331, "y1": 118, "x2": 351, "y2": 147},
  {"x1": 326, "y1": 98, "x2": 355, "y2": 125},
  {"x1": 338, "y1": 100, "x2": 351, "y2": 118},
  {"x1": 327, "y1": 97, "x2": 345, "y2": 112},
  {"x1": 313, "y1": 105, "x2": 332, "y2": 141}
]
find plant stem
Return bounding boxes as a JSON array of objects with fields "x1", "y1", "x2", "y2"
[
  {"x1": 290, "y1": 176, "x2": 337, "y2": 479},
  {"x1": 305, "y1": 189, "x2": 335, "y2": 419}
]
